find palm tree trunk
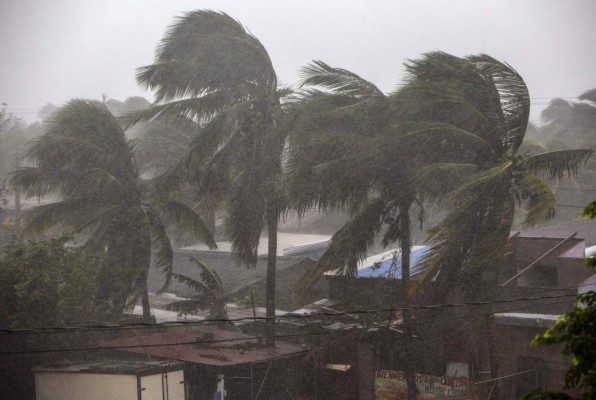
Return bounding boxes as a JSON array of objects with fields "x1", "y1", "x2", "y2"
[
  {"x1": 399, "y1": 204, "x2": 416, "y2": 400},
  {"x1": 141, "y1": 285, "x2": 151, "y2": 318},
  {"x1": 485, "y1": 313, "x2": 500, "y2": 399},
  {"x1": 265, "y1": 205, "x2": 279, "y2": 347}
]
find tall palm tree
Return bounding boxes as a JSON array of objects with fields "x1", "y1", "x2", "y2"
[
  {"x1": 400, "y1": 52, "x2": 592, "y2": 380},
  {"x1": 127, "y1": 10, "x2": 289, "y2": 345},
  {"x1": 399, "y1": 52, "x2": 592, "y2": 294},
  {"x1": 286, "y1": 61, "x2": 425, "y2": 400},
  {"x1": 11, "y1": 99, "x2": 215, "y2": 320},
  {"x1": 287, "y1": 61, "x2": 422, "y2": 293}
]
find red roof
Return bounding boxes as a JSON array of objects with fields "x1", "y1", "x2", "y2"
[{"x1": 101, "y1": 326, "x2": 305, "y2": 366}]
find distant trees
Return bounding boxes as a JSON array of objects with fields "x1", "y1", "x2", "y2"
[
  {"x1": 0, "y1": 103, "x2": 26, "y2": 184},
  {"x1": 129, "y1": 10, "x2": 289, "y2": 345},
  {"x1": 537, "y1": 89, "x2": 596, "y2": 219},
  {"x1": 0, "y1": 236, "x2": 105, "y2": 328},
  {"x1": 11, "y1": 99, "x2": 215, "y2": 320}
]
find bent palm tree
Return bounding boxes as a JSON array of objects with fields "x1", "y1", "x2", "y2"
[
  {"x1": 400, "y1": 52, "x2": 592, "y2": 381},
  {"x1": 11, "y1": 100, "x2": 215, "y2": 319},
  {"x1": 287, "y1": 61, "x2": 422, "y2": 293},
  {"x1": 128, "y1": 11, "x2": 288, "y2": 345},
  {"x1": 399, "y1": 52, "x2": 592, "y2": 295},
  {"x1": 286, "y1": 62, "x2": 425, "y2": 400}
]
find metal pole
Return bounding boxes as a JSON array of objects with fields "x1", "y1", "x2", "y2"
[{"x1": 501, "y1": 233, "x2": 577, "y2": 286}]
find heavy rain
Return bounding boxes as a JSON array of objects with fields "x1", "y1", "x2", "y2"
[{"x1": 1, "y1": 1, "x2": 596, "y2": 399}]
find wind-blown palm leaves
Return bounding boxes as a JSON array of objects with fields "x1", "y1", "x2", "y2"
[
  {"x1": 128, "y1": 10, "x2": 288, "y2": 345},
  {"x1": 399, "y1": 52, "x2": 592, "y2": 299},
  {"x1": 171, "y1": 257, "x2": 227, "y2": 319},
  {"x1": 11, "y1": 100, "x2": 215, "y2": 319},
  {"x1": 286, "y1": 61, "x2": 424, "y2": 294},
  {"x1": 286, "y1": 61, "x2": 426, "y2": 400}
]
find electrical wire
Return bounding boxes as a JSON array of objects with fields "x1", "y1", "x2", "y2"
[
  {"x1": 0, "y1": 289, "x2": 584, "y2": 336},
  {"x1": 0, "y1": 296, "x2": 577, "y2": 356}
]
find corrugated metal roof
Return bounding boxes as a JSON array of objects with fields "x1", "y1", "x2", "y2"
[
  {"x1": 181, "y1": 233, "x2": 331, "y2": 257},
  {"x1": 494, "y1": 312, "x2": 560, "y2": 328},
  {"x1": 521, "y1": 218, "x2": 596, "y2": 246},
  {"x1": 101, "y1": 327, "x2": 305, "y2": 366},
  {"x1": 357, "y1": 246, "x2": 430, "y2": 279},
  {"x1": 33, "y1": 359, "x2": 184, "y2": 375}
]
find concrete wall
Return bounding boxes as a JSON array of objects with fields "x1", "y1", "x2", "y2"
[
  {"x1": 35, "y1": 373, "x2": 137, "y2": 400},
  {"x1": 512, "y1": 237, "x2": 585, "y2": 288},
  {"x1": 494, "y1": 324, "x2": 574, "y2": 399},
  {"x1": 35, "y1": 371, "x2": 186, "y2": 400}
]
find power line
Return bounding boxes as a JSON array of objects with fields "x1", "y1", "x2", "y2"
[
  {"x1": 0, "y1": 290, "x2": 582, "y2": 336},
  {"x1": 0, "y1": 296, "x2": 576, "y2": 356}
]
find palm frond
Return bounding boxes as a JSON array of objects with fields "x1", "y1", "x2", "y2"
[
  {"x1": 158, "y1": 200, "x2": 216, "y2": 249},
  {"x1": 22, "y1": 198, "x2": 115, "y2": 235},
  {"x1": 467, "y1": 54, "x2": 530, "y2": 153},
  {"x1": 121, "y1": 89, "x2": 249, "y2": 129},
  {"x1": 224, "y1": 171, "x2": 267, "y2": 266},
  {"x1": 578, "y1": 88, "x2": 596, "y2": 104},
  {"x1": 446, "y1": 160, "x2": 513, "y2": 204},
  {"x1": 137, "y1": 10, "x2": 276, "y2": 103},
  {"x1": 172, "y1": 256, "x2": 226, "y2": 318},
  {"x1": 515, "y1": 173, "x2": 556, "y2": 227},
  {"x1": 405, "y1": 122, "x2": 493, "y2": 152},
  {"x1": 296, "y1": 198, "x2": 385, "y2": 291},
  {"x1": 143, "y1": 207, "x2": 174, "y2": 293},
  {"x1": 299, "y1": 60, "x2": 384, "y2": 98},
  {"x1": 414, "y1": 162, "x2": 478, "y2": 205},
  {"x1": 521, "y1": 149, "x2": 593, "y2": 179}
]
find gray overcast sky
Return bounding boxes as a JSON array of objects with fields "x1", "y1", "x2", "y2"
[{"x1": 1, "y1": 0, "x2": 595, "y2": 124}]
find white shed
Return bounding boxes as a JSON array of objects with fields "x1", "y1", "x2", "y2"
[{"x1": 34, "y1": 360, "x2": 186, "y2": 400}]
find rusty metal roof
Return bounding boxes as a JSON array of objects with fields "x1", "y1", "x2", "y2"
[
  {"x1": 33, "y1": 359, "x2": 184, "y2": 375},
  {"x1": 101, "y1": 326, "x2": 305, "y2": 367}
]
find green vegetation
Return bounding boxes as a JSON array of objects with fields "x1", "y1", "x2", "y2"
[
  {"x1": 11, "y1": 100, "x2": 215, "y2": 320},
  {"x1": 0, "y1": 236, "x2": 105, "y2": 328},
  {"x1": 171, "y1": 257, "x2": 228, "y2": 319}
]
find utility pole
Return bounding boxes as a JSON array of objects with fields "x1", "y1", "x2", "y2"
[
  {"x1": 398, "y1": 204, "x2": 416, "y2": 400},
  {"x1": 14, "y1": 157, "x2": 20, "y2": 229}
]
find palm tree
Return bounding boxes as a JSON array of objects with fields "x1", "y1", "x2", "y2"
[
  {"x1": 11, "y1": 99, "x2": 215, "y2": 320},
  {"x1": 127, "y1": 10, "x2": 289, "y2": 345},
  {"x1": 287, "y1": 61, "x2": 423, "y2": 293},
  {"x1": 171, "y1": 257, "x2": 227, "y2": 319},
  {"x1": 286, "y1": 61, "x2": 426, "y2": 400},
  {"x1": 400, "y1": 52, "x2": 592, "y2": 380}
]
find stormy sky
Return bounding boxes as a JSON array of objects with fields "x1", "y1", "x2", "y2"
[{"x1": 1, "y1": 0, "x2": 595, "y2": 123}]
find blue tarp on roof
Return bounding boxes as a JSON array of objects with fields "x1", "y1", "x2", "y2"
[{"x1": 357, "y1": 246, "x2": 431, "y2": 279}]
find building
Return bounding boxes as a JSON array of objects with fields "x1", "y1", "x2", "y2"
[
  {"x1": 147, "y1": 233, "x2": 331, "y2": 311},
  {"x1": 34, "y1": 360, "x2": 185, "y2": 400}
]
